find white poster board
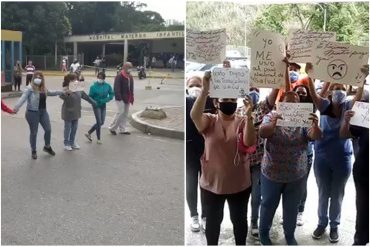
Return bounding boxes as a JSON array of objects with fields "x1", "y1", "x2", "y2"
[
  {"x1": 250, "y1": 30, "x2": 286, "y2": 89},
  {"x1": 186, "y1": 29, "x2": 227, "y2": 64},
  {"x1": 308, "y1": 42, "x2": 369, "y2": 86},
  {"x1": 287, "y1": 29, "x2": 336, "y2": 63},
  {"x1": 69, "y1": 80, "x2": 85, "y2": 92},
  {"x1": 350, "y1": 101, "x2": 369, "y2": 128},
  {"x1": 276, "y1": 102, "x2": 313, "y2": 127},
  {"x1": 210, "y1": 67, "x2": 249, "y2": 98}
]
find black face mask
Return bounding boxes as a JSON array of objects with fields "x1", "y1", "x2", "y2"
[
  {"x1": 219, "y1": 102, "x2": 237, "y2": 115},
  {"x1": 298, "y1": 95, "x2": 307, "y2": 102}
]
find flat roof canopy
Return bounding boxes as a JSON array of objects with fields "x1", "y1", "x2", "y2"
[{"x1": 64, "y1": 30, "x2": 184, "y2": 43}]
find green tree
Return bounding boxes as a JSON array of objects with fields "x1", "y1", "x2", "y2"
[{"x1": 1, "y1": 2, "x2": 71, "y2": 55}]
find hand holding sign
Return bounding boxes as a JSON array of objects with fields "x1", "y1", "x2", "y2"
[
  {"x1": 243, "y1": 96, "x2": 254, "y2": 117},
  {"x1": 210, "y1": 67, "x2": 249, "y2": 98},
  {"x1": 349, "y1": 101, "x2": 369, "y2": 128},
  {"x1": 276, "y1": 102, "x2": 314, "y2": 127}
]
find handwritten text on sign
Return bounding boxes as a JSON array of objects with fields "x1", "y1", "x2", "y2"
[
  {"x1": 350, "y1": 101, "x2": 369, "y2": 128},
  {"x1": 276, "y1": 103, "x2": 313, "y2": 127},
  {"x1": 69, "y1": 80, "x2": 85, "y2": 92},
  {"x1": 288, "y1": 29, "x2": 336, "y2": 63},
  {"x1": 250, "y1": 30, "x2": 286, "y2": 89},
  {"x1": 308, "y1": 42, "x2": 369, "y2": 86},
  {"x1": 210, "y1": 67, "x2": 249, "y2": 98},
  {"x1": 186, "y1": 29, "x2": 227, "y2": 64}
]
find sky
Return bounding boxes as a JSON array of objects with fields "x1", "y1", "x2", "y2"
[{"x1": 140, "y1": 0, "x2": 185, "y2": 22}]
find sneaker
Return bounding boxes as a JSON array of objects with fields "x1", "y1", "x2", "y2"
[
  {"x1": 85, "y1": 133, "x2": 92, "y2": 142},
  {"x1": 31, "y1": 151, "x2": 37, "y2": 159},
  {"x1": 286, "y1": 237, "x2": 298, "y2": 245},
  {"x1": 296, "y1": 212, "x2": 304, "y2": 226},
  {"x1": 312, "y1": 225, "x2": 326, "y2": 239},
  {"x1": 43, "y1": 146, "x2": 55, "y2": 156},
  {"x1": 251, "y1": 222, "x2": 259, "y2": 240},
  {"x1": 260, "y1": 232, "x2": 272, "y2": 245},
  {"x1": 110, "y1": 129, "x2": 117, "y2": 135},
  {"x1": 190, "y1": 216, "x2": 200, "y2": 232},
  {"x1": 329, "y1": 228, "x2": 339, "y2": 243},
  {"x1": 72, "y1": 143, "x2": 80, "y2": 149},
  {"x1": 201, "y1": 217, "x2": 206, "y2": 232},
  {"x1": 97, "y1": 140, "x2": 102, "y2": 145},
  {"x1": 64, "y1": 145, "x2": 73, "y2": 151}
]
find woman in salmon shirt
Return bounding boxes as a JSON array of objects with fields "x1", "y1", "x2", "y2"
[{"x1": 190, "y1": 71, "x2": 256, "y2": 245}]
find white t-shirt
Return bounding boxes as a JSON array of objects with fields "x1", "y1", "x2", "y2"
[{"x1": 70, "y1": 63, "x2": 80, "y2": 72}]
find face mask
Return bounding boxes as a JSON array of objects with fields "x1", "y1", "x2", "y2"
[
  {"x1": 289, "y1": 71, "x2": 299, "y2": 83},
  {"x1": 98, "y1": 79, "x2": 104, "y2": 84},
  {"x1": 249, "y1": 91, "x2": 260, "y2": 105},
  {"x1": 188, "y1": 87, "x2": 202, "y2": 98},
  {"x1": 298, "y1": 95, "x2": 307, "y2": 102},
  {"x1": 219, "y1": 102, "x2": 237, "y2": 116},
  {"x1": 126, "y1": 68, "x2": 133, "y2": 73},
  {"x1": 332, "y1": 90, "x2": 347, "y2": 104},
  {"x1": 33, "y1": 78, "x2": 42, "y2": 85}
]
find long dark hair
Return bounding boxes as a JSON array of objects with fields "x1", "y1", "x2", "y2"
[{"x1": 63, "y1": 73, "x2": 78, "y2": 87}]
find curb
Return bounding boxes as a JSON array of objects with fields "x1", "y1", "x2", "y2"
[
  {"x1": 130, "y1": 109, "x2": 184, "y2": 140},
  {"x1": 2, "y1": 92, "x2": 22, "y2": 99},
  {"x1": 42, "y1": 71, "x2": 184, "y2": 79}
]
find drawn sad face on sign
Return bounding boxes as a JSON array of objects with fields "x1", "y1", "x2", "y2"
[{"x1": 327, "y1": 59, "x2": 348, "y2": 80}]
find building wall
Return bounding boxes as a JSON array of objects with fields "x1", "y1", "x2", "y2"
[{"x1": 151, "y1": 39, "x2": 184, "y2": 54}]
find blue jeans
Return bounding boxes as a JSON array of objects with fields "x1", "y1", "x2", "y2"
[
  {"x1": 88, "y1": 106, "x2": 106, "y2": 140},
  {"x1": 298, "y1": 154, "x2": 313, "y2": 212},
  {"x1": 250, "y1": 164, "x2": 261, "y2": 224},
  {"x1": 64, "y1": 120, "x2": 78, "y2": 146},
  {"x1": 314, "y1": 154, "x2": 351, "y2": 228},
  {"x1": 25, "y1": 109, "x2": 51, "y2": 152},
  {"x1": 260, "y1": 174, "x2": 305, "y2": 240}
]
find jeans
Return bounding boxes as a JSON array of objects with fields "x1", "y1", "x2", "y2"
[
  {"x1": 109, "y1": 100, "x2": 130, "y2": 132},
  {"x1": 202, "y1": 187, "x2": 251, "y2": 245},
  {"x1": 353, "y1": 170, "x2": 369, "y2": 245},
  {"x1": 259, "y1": 174, "x2": 305, "y2": 240},
  {"x1": 298, "y1": 154, "x2": 313, "y2": 213},
  {"x1": 88, "y1": 106, "x2": 106, "y2": 140},
  {"x1": 64, "y1": 120, "x2": 79, "y2": 146},
  {"x1": 186, "y1": 157, "x2": 205, "y2": 218},
  {"x1": 25, "y1": 109, "x2": 51, "y2": 152},
  {"x1": 314, "y1": 155, "x2": 351, "y2": 228},
  {"x1": 250, "y1": 164, "x2": 261, "y2": 224}
]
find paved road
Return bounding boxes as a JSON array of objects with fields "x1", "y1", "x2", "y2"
[
  {"x1": 1, "y1": 75, "x2": 185, "y2": 245},
  {"x1": 185, "y1": 158, "x2": 357, "y2": 245}
]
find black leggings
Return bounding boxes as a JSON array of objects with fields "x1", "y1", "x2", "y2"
[
  {"x1": 353, "y1": 173, "x2": 369, "y2": 245},
  {"x1": 186, "y1": 157, "x2": 205, "y2": 218},
  {"x1": 202, "y1": 187, "x2": 251, "y2": 245},
  {"x1": 14, "y1": 76, "x2": 21, "y2": 90},
  {"x1": 26, "y1": 74, "x2": 33, "y2": 86}
]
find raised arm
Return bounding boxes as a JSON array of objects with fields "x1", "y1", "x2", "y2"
[
  {"x1": 190, "y1": 72, "x2": 211, "y2": 133},
  {"x1": 259, "y1": 113, "x2": 283, "y2": 138},
  {"x1": 340, "y1": 110, "x2": 355, "y2": 138},
  {"x1": 306, "y1": 63, "x2": 325, "y2": 110},
  {"x1": 307, "y1": 113, "x2": 322, "y2": 140},
  {"x1": 243, "y1": 96, "x2": 256, "y2": 146}
]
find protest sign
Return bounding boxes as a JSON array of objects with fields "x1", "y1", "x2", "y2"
[
  {"x1": 276, "y1": 102, "x2": 313, "y2": 127},
  {"x1": 287, "y1": 29, "x2": 336, "y2": 63},
  {"x1": 186, "y1": 29, "x2": 227, "y2": 64},
  {"x1": 308, "y1": 42, "x2": 369, "y2": 86},
  {"x1": 210, "y1": 67, "x2": 249, "y2": 98},
  {"x1": 69, "y1": 80, "x2": 85, "y2": 92},
  {"x1": 250, "y1": 30, "x2": 286, "y2": 89},
  {"x1": 350, "y1": 101, "x2": 369, "y2": 128}
]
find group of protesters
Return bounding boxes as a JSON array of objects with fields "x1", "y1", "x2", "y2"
[
  {"x1": 186, "y1": 56, "x2": 369, "y2": 245},
  {"x1": 2, "y1": 62, "x2": 135, "y2": 160}
]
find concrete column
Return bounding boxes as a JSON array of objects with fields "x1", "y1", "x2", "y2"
[
  {"x1": 19, "y1": 42, "x2": 22, "y2": 65},
  {"x1": 1, "y1": 41, "x2": 5, "y2": 70},
  {"x1": 102, "y1": 44, "x2": 106, "y2": 57},
  {"x1": 10, "y1": 41, "x2": 14, "y2": 72},
  {"x1": 54, "y1": 41, "x2": 58, "y2": 66},
  {"x1": 123, "y1": 39, "x2": 128, "y2": 63},
  {"x1": 73, "y1": 42, "x2": 78, "y2": 58}
]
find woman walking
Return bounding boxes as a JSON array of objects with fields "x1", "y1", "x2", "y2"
[
  {"x1": 13, "y1": 60, "x2": 23, "y2": 91},
  {"x1": 13, "y1": 71, "x2": 62, "y2": 159},
  {"x1": 85, "y1": 72, "x2": 114, "y2": 144},
  {"x1": 60, "y1": 73, "x2": 96, "y2": 151}
]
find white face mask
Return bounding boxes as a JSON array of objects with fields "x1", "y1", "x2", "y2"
[
  {"x1": 332, "y1": 90, "x2": 347, "y2": 104},
  {"x1": 98, "y1": 79, "x2": 104, "y2": 84},
  {"x1": 33, "y1": 78, "x2": 42, "y2": 85},
  {"x1": 188, "y1": 87, "x2": 202, "y2": 98}
]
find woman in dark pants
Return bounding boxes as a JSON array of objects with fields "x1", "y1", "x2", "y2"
[{"x1": 190, "y1": 72, "x2": 256, "y2": 245}]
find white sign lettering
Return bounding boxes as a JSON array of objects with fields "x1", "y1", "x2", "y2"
[
  {"x1": 210, "y1": 67, "x2": 249, "y2": 98},
  {"x1": 276, "y1": 102, "x2": 313, "y2": 127}
]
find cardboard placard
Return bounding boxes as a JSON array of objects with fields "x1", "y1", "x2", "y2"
[
  {"x1": 250, "y1": 30, "x2": 286, "y2": 89},
  {"x1": 308, "y1": 42, "x2": 369, "y2": 86},
  {"x1": 210, "y1": 67, "x2": 249, "y2": 98},
  {"x1": 276, "y1": 102, "x2": 313, "y2": 127},
  {"x1": 350, "y1": 101, "x2": 369, "y2": 128},
  {"x1": 186, "y1": 29, "x2": 227, "y2": 64},
  {"x1": 288, "y1": 29, "x2": 336, "y2": 63}
]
